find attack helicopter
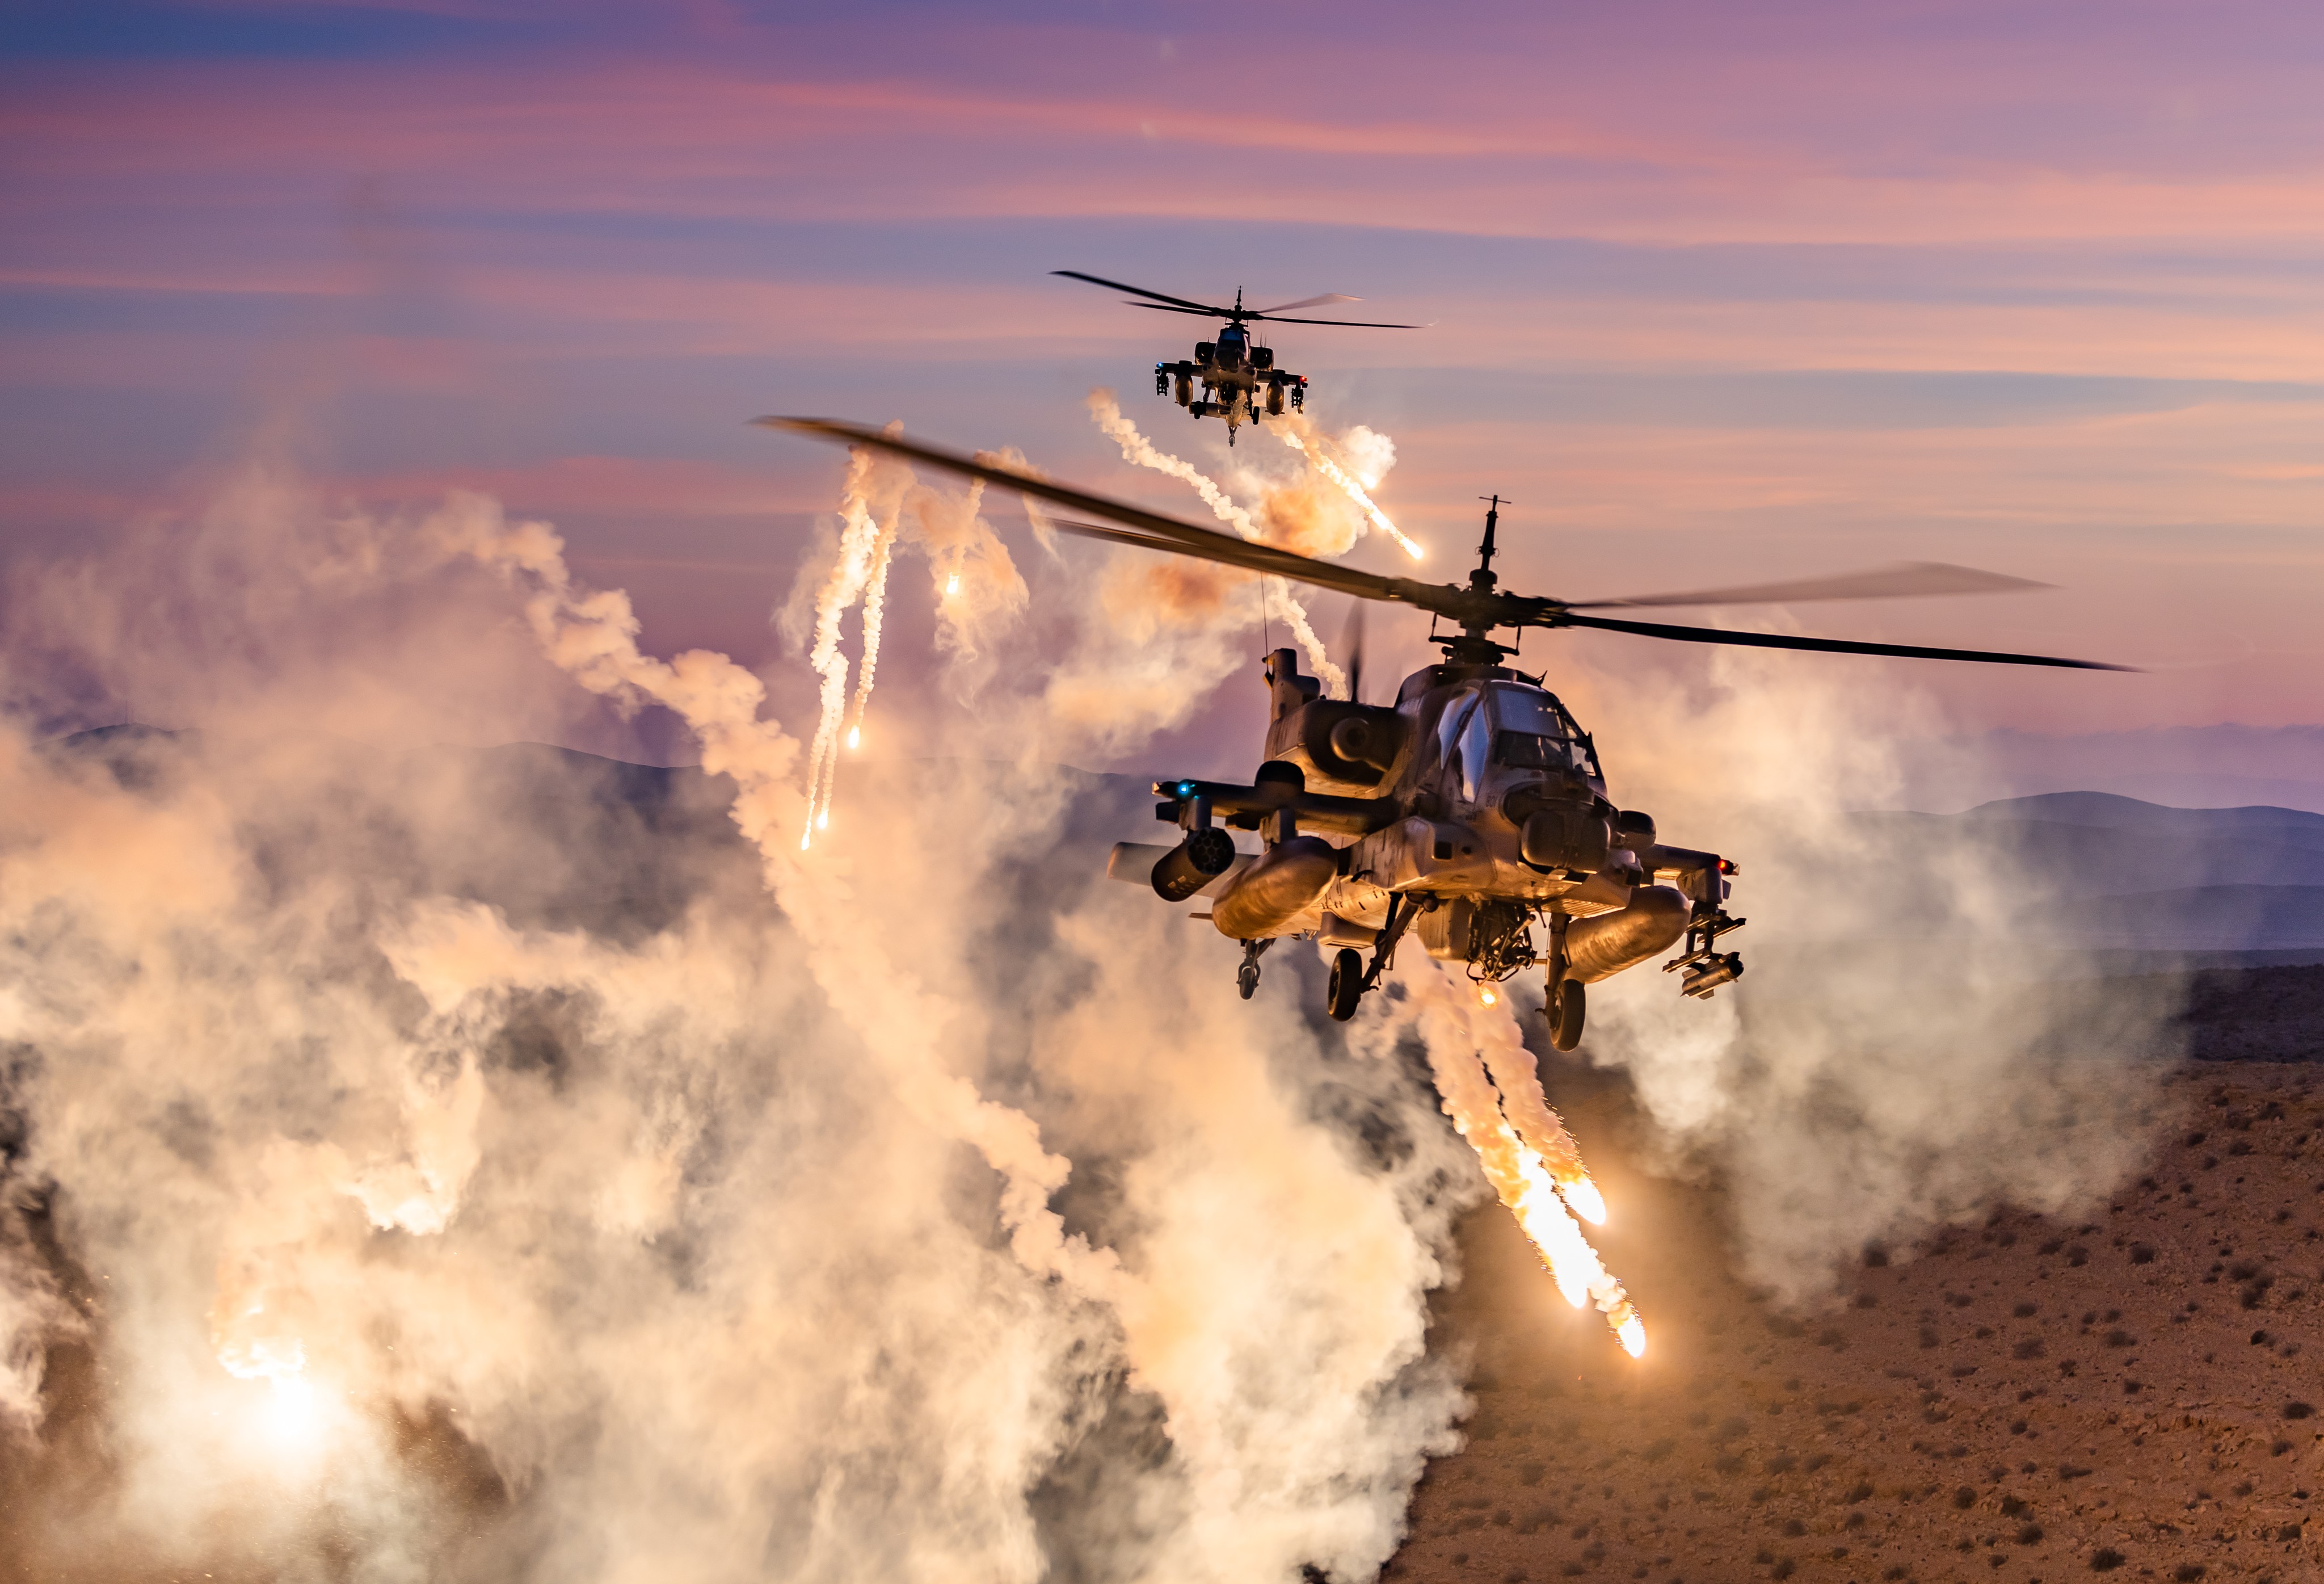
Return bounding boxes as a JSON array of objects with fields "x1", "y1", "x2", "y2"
[
  {"x1": 763, "y1": 418, "x2": 2127, "y2": 1050},
  {"x1": 1054, "y1": 270, "x2": 1423, "y2": 444}
]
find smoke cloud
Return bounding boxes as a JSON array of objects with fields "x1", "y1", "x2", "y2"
[
  {"x1": 0, "y1": 460, "x2": 1481, "y2": 1581},
  {"x1": 0, "y1": 423, "x2": 2184, "y2": 1577},
  {"x1": 1085, "y1": 392, "x2": 1357, "y2": 700},
  {"x1": 1554, "y1": 646, "x2": 2179, "y2": 1301}
]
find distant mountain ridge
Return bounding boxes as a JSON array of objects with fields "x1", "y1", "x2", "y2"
[
  {"x1": 1956, "y1": 789, "x2": 2324, "y2": 835},
  {"x1": 1856, "y1": 791, "x2": 2324, "y2": 961},
  {"x1": 1899, "y1": 724, "x2": 2324, "y2": 817}
]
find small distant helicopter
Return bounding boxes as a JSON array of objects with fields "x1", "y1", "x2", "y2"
[
  {"x1": 764, "y1": 418, "x2": 2127, "y2": 1049},
  {"x1": 1054, "y1": 270, "x2": 1424, "y2": 444}
]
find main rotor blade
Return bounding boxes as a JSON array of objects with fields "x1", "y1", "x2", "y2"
[
  {"x1": 1125, "y1": 302, "x2": 1240, "y2": 319},
  {"x1": 1123, "y1": 300, "x2": 1427, "y2": 329},
  {"x1": 759, "y1": 417, "x2": 1447, "y2": 609},
  {"x1": 1246, "y1": 312, "x2": 1428, "y2": 328},
  {"x1": 1553, "y1": 611, "x2": 2132, "y2": 670},
  {"x1": 1568, "y1": 561, "x2": 2050, "y2": 611},
  {"x1": 1043, "y1": 519, "x2": 1413, "y2": 605},
  {"x1": 1252, "y1": 293, "x2": 1361, "y2": 314},
  {"x1": 1052, "y1": 270, "x2": 1232, "y2": 317}
]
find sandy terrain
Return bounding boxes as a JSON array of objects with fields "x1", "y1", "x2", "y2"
[{"x1": 1390, "y1": 1044, "x2": 2324, "y2": 1584}]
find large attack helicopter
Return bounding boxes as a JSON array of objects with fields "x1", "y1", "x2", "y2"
[
  {"x1": 765, "y1": 418, "x2": 2126, "y2": 1049},
  {"x1": 1054, "y1": 270, "x2": 1422, "y2": 444}
]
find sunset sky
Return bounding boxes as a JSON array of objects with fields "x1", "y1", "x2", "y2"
[{"x1": 5, "y1": 0, "x2": 2321, "y2": 762}]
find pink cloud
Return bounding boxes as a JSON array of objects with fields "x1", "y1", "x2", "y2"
[{"x1": 9, "y1": 47, "x2": 2324, "y2": 251}]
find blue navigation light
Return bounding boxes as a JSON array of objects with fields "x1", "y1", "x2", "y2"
[{"x1": 1176, "y1": 781, "x2": 1196, "y2": 797}]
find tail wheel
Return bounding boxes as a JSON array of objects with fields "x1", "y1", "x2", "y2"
[
  {"x1": 1326, "y1": 948, "x2": 1363, "y2": 1022},
  {"x1": 1549, "y1": 977, "x2": 1585, "y2": 1052},
  {"x1": 1237, "y1": 961, "x2": 1261, "y2": 999}
]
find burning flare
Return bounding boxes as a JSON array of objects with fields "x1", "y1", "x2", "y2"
[
  {"x1": 1418, "y1": 967, "x2": 1644, "y2": 1355},
  {"x1": 1277, "y1": 426, "x2": 1424, "y2": 560},
  {"x1": 800, "y1": 445, "x2": 897, "y2": 845},
  {"x1": 212, "y1": 1276, "x2": 332, "y2": 1453},
  {"x1": 841, "y1": 497, "x2": 904, "y2": 761}
]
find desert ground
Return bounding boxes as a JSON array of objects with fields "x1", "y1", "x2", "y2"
[{"x1": 1390, "y1": 967, "x2": 2324, "y2": 1584}]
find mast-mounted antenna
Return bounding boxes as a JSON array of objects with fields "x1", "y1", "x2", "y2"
[
  {"x1": 1473, "y1": 495, "x2": 1506, "y2": 591},
  {"x1": 1435, "y1": 494, "x2": 1514, "y2": 667}
]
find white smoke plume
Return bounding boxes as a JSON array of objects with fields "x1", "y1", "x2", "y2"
[
  {"x1": 1275, "y1": 421, "x2": 1423, "y2": 562},
  {"x1": 799, "y1": 439, "x2": 908, "y2": 844},
  {"x1": 1550, "y1": 644, "x2": 2179, "y2": 1301},
  {"x1": 1085, "y1": 390, "x2": 1346, "y2": 700},
  {"x1": 791, "y1": 437, "x2": 1026, "y2": 844},
  {"x1": 0, "y1": 466, "x2": 1481, "y2": 1581},
  {"x1": 1357, "y1": 965, "x2": 1643, "y2": 1356},
  {"x1": 841, "y1": 502, "x2": 900, "y2": 750},
  {"x1": 444, "y1": 497, "x2": 1119, "y2": 1298}
]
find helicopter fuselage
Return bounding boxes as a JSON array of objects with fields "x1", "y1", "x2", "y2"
[
  {"x1": 1156, "y1": 319, "x2": 1306, "y2": 440},
  {"x1": 1110, "y1": 646, "x2": 1746, "y2": 1027}
]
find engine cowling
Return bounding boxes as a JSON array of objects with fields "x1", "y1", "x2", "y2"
[
  {"x1": 1210, "y1": 835, "x2": 1340, "y2": 939},
  {"x1": 1260, "y1": 695, "x2": 1405, "y2": 791},
  {"x1": 1564, "y1": 885, "x2": 1689, "y2": 982}
]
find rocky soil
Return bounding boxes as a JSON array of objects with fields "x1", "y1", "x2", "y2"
[{"x1": 1391, "y1": 1000, "x2": 2324, "y2": 1584}]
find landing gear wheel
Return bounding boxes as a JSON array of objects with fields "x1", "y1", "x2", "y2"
[
  {"x1": 1549, "y1": 977, "x2": 1586, "y2": 1052},
  {"x1": 1326, "y1": 948, "x2": 1363, "y2": 1022},
  {"x1": 1236, "y1": 938, "x2": 1271, "y2": 1000}
]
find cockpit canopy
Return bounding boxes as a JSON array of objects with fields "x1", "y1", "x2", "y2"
[{"x1": 1431, "y1": 682, "x2": 1602, "y2": 803}]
